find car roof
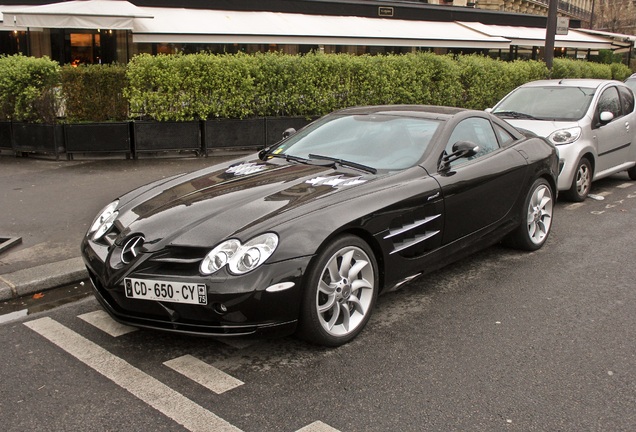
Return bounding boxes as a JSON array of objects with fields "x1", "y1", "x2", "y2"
[
  {"x1": 333, "y1": 104, "x2": 467, "y2": 120},
  {"x1": 519, "y1": 79, "x2": 622, "y2": 89}
]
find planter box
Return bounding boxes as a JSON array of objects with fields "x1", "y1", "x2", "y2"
[
  {"x1": 0, "y1": 121, "x2": 11, "y2": 150},
  {"x1": 64, "y1": 122, "x2": 132, "y2": 159},
  {"x1": 133, "y1": 121, "x2": 201, "y2": 158},
  {"x1": 203, "y1": 118, "x2": 266, "y2": 153},
  {"x1": 12, "y1": 123, "x2": 65, "y2": 159},
  {"x1": 265, "y1": 116, "x2": 316, "y2": 146}
]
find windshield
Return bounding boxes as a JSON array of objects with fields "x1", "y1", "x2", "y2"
[
  {"x1": 494, "y1": 86, "x2": 596, "y2": 121},
  {"x1": 266, "y1": 114, "x2": 441, "y2": 171}
]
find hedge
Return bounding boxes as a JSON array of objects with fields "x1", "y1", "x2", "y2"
[
  {"x1": 59, "y1": 64, "x2": 128, "y2": 122},
  {"x1": 0, "y1": 52, "x2": 632, "y2": 123},
  {"x1": 0, "y1": 54, "x2": 60, "y2": 123},
  {"x1": 125, "y1": 53, "x2": 633, "y2": 120}
]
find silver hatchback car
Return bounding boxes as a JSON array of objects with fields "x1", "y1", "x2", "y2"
[{"x1": 490, "y1": 79, "x2": 636, "y2": 201}]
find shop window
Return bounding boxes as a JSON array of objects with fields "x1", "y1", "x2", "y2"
[{"x1": 70, "y1": 32, "x2": 101, "y2": 66}]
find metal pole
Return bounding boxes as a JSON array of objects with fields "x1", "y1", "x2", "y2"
[{"x1": 544, "y1": 0, "x2": 558, "y2": 75}]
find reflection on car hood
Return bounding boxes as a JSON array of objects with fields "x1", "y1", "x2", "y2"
[
  {"x1": 503, "y1": 119, "x2": 580, "y2": 138},
  {"x1": 116, "y1": 158, "x2": 379, "y2": 248}
]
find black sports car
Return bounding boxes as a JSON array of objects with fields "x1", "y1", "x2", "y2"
[{"x1": 82, "y1": 105, "x2": 558, "y2": 347}]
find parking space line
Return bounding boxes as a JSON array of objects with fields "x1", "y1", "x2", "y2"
[
  {"x1": 78, "y1": 310, "x2": 138, "y2": 337},
  {"x1": 296, "y1": 421, "x2": 341, "y2": 432},
  {"x1": 24, "y1": 317, "x2": 242, "y2": 432},
  {"x1": 164, "y1": 354, "x2": 244, "y2": 394},
  {"x1": 617, "y1": 182, "x2": 633, "y2": 189}
]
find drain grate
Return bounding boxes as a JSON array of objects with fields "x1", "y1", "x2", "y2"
[{"x1": 0, "y1": 237, "x2": 22, "y2": 254}]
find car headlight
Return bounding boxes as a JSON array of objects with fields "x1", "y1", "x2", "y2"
[
  {"x1": 548, "y1": 127, "x2": 581, "y2": 145},
  {"x1": 88, "y1": 200, "x2": 119, "y2": 241},
  {"x1": 200, "y1": 233, "x2": 279, "y2": 276}
]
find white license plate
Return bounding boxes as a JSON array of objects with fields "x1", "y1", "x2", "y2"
[{"x1": 124, "y1": 277, "x2": 207, "y2": 305}]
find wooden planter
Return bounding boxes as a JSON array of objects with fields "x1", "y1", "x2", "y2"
[
  {"x1": 0, "y1": 121, "x2": 11, "y2": 150},
  {"x1": 12, "y1": 123, "x2": 65, "y2": 159},
  {"x1": 133, "y1": 121, "x2": 202, "y2": 158},
  {"x1": 203, "y1": 118, "x2": 266, "y2": 154},
  {"x1": 64, "y1": 122, "x2": 132, "y2": 160}
]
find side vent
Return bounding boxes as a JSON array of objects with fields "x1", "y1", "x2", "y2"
[{"x1": 385, "y1": 214, "x2": 441, "y2": 255}]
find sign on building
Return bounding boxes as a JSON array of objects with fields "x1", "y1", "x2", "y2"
[{"x1": 557, "y1": 17, "x2": 569, "y2": 35}]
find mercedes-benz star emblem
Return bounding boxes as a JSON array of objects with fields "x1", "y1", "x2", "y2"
[{"x1": 121, "y1": 236, "x2": 144, "y2": 264}]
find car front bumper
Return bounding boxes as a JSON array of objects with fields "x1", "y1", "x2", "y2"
[{"x1": 82, "y1": 236, "x2": 312, "y2": 338}]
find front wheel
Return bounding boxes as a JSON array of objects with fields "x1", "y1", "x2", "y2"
[
  {"x1": 506, "y1": 177, "x2": 554, "y2": 251},
  {"x1": 297, "y1": 235, "x2": 378, "y2": 347},
  {"x1": 564, "y1": 157, "x2": 592, "y2": 202},
  {"x1": 627, "y1": 164, "x2": 636, "y2": 181}
]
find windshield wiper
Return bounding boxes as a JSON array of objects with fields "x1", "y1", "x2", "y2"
[
  {"x1": 494, "y1": 110, "x2": 538, "y2": 120},
  {"x1": 308, "y1": 154, "x2": 377, "y2": 174},
  {"x1": 266, "y1": 153, "x2": 311, "y2": 164}
]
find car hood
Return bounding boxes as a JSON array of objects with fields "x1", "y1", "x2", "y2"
[
  {"x1": 114, "y1": 157, "x2": 382, "y2": 249},
  {"x1": 502, "y1": 119, "x2": 580, "y2": 138}
]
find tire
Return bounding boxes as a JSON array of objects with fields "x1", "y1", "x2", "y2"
[
  {"x1": 506, "y1": 177, "x2": 554, "y2": 251},
  {"x1": 628, "y1": 164, "x2": 636, "y2": 181},
  {"x1": 563, "y1": 157, "x2": 592, "y2": 202},
  {"x1": 297, "y1": 235, "x2": 378, "y2": 347}
]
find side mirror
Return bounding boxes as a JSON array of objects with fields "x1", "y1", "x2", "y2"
[
  {"x1": 440, "y1": 141, "x2": 480, "y2": 171},
  {"x1": 282, "y1": 128, "x2": 296, "y2": 139},
  {"x1": 599, "y1": 111, "x2": 614, "y2": 124}
]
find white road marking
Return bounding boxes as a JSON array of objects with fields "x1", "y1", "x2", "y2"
[
  {"x1": 617, "y1": 182, "x2": 633, "y2": 189},
  {"x1": 296, "y1": 421, "x2": 341, "y2": 432},
  {"x1": 164, "y1": 355, "x2": 244, "y2": 394},
  {"x1": 24, "y1": 317, "x2": 242, "y2": 432},
  {"x1": 565, "y1": 203, "x2": 585, "y2": 210},
  {"x1": 78, "y1": 310, "x2": 137, "y2": 337}
]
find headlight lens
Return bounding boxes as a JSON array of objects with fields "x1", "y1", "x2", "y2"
[
  {"x1": 88, "y1": 200, "x2": 119, "y2": 241},
  {"x1": 200, "y1": 233, "x2": 279, "y2": 275},
  {"x1": 548, "y1": 127, "x2": 581, "y2": 145}
]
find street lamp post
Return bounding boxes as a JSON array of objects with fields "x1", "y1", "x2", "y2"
[{"x1": 545, "y1": 0, "x2": 559, "y2": 73}]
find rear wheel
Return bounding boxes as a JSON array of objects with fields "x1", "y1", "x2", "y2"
[
  {"x1": 564, "y1": 157, "x2": 592, "y2": 202},
  {"x1": 297, "y1": 235, "x2": 378, "y2": 347},
  {"x1": 628, "y1": 165, "x2": 636, "y2": 181},
  {"x1": 506, "y1": 177, "x2": 554, "y2": 251}
]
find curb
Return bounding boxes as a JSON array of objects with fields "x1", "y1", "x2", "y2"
[{"x1": 0, "y1": 257, "x2": 88, "y2": 301}]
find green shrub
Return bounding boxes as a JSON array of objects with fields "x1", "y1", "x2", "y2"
[
  {"x1": 60, "y1": 64, "x2": 128, "y2": 122},
  {"x1": 0, "y1": 54, "x2": 60, "y2": 123},
  {"x1": 1, "y1": 52, "x2": 631, "y2": 123},
  {"x1": 609, "y1": 62, "x2": 632, "y2": 80}
]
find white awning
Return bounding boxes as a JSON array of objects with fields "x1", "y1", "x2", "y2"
[
  {"x1": 0, "y1": 7, "x2": 31, "y2": 31},
  {"x1": 132, "y1": 8, "x2": 511, "y2": 49},
  {"x1": 0, "y1": 0, "x2": 153, "y2": 30},
  {"x1": 575, "y1": 28, "x2": 635, "y2": 53},
  {"x1": 458, "y1": 22, "x2": 629, "y2": 51}
]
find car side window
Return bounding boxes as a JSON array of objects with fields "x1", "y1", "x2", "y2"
[
  {"x1": 618, "y1": 86, "x2": 635, "y2": 115},
  {"x1": 597, "y1": 87, "x2": 622, "y2": 119},
  {"x1": 494, "y1": 123, "x2": 516, "y2": 147},
  {"x1": 445, "y1": 117, "x2": 500, "y2": 167}
]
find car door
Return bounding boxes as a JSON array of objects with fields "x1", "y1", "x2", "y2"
[
  {"x1": 594, "y1": 85, "x2": 633, "y2": 174},
  {"x1": 432, "y1": 116, "x2": 528, "y2": 245}
]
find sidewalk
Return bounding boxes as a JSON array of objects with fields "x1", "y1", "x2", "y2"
[{"x1": 0, "y1": 150, "x2": 251, "y2": 301}]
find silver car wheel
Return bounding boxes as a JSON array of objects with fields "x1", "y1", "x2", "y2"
[
  {"x1": 527, "y1": 183, "x2": 553, "y2": 245},
  {"x1": 315, "y1": 246, "x2": 375, "y2": 337},
  {"x1": 574, "y1": 162, "x2": 591, "y2": 197}
]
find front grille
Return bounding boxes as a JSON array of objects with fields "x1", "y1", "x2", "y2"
[{"x1": 141, "y1": 245, "x2": 209, "y2": 276}]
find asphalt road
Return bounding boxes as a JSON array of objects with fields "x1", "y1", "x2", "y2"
[{"x1": 1, "y1": 172, "x2": 635, "y2": 431}]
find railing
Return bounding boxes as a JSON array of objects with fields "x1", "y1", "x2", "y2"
[{"x1": 527, "y1": 0, "x2": 593, "y2": 21}]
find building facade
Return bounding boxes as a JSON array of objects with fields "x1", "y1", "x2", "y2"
[{"x1": 0, "y1": 0, "x2": 632, "y2": 66}]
